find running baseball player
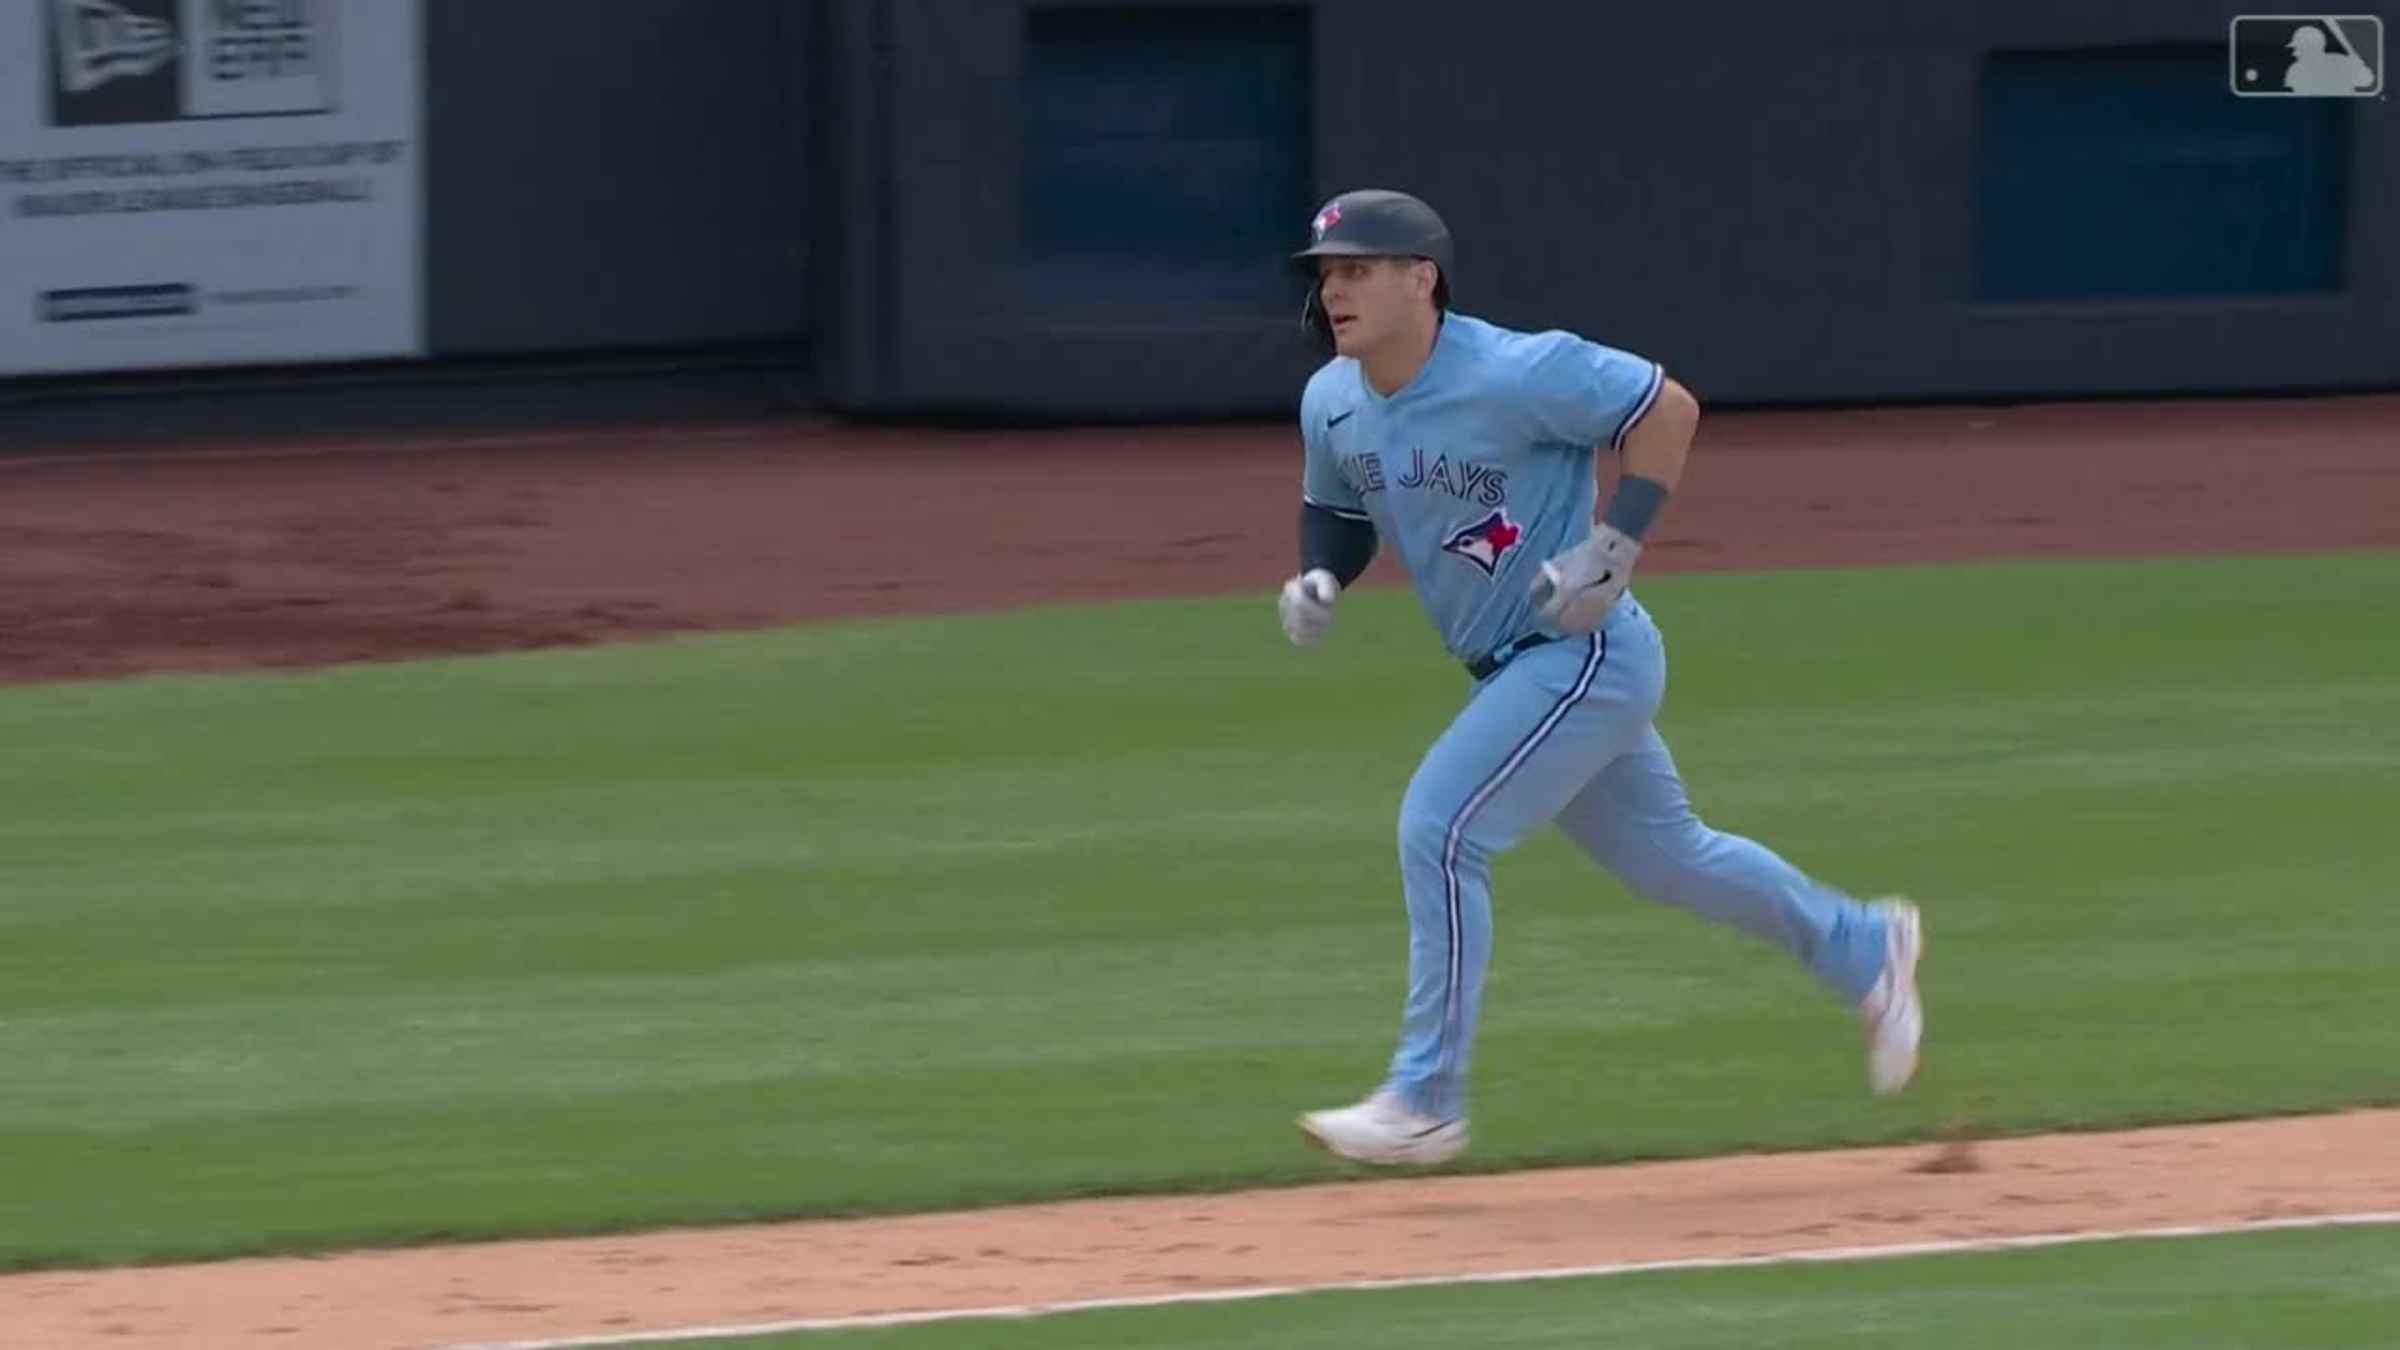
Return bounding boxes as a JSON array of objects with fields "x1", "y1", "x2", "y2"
[{"x1": 1279, "y1": 189, "x2": 1924, "y2": 1166}]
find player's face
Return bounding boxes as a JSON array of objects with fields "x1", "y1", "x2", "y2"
[{"x1": 1317, "y1": 257, "x2": 1434, "y2": 356}]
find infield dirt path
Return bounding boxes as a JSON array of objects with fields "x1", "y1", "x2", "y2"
[
  {"x1": 2, "y1": 393, "x2": 2395, "y2": 1348},
  {"x1": 6, "y1": 393, "x2": 2398, "y2": 686}
]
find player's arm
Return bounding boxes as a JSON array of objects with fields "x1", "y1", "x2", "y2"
[
  {"x1": 1283, "y1": 501, "x2": 1377, "y2": 647},
  {"x1": 1605, "y1": 373, "x2": 1700, "y2": 534},
  {"x1": 1532, "y1": 366, "x2": 1701, "y2": 632},
  {"x1": 1300, "y1": 500, "x2": 1377, "y2": 588},
  {"x1": 1282, "y1": 390, "x2": 1378, "y2": 648}
]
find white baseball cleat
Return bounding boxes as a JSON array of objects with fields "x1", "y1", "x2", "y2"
[
  {"x1": 1859, "y1": 898, "x2": 1925, "y2": 1096},
  {"x1": 1297, "y1": 1088, "x2": 1468, "y2": 1166}
]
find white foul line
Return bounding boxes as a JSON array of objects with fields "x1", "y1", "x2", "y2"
[{"x1": 439, "y1": 1208, "x2": 2400, "y2": 1349}]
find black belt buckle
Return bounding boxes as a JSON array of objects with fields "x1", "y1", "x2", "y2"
[{"x1": 1466, "y1": 632, "x2": 1558, "y2": 681}]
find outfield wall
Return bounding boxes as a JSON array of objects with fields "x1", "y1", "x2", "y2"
[
  {"x1": 5, "y1": 1, "x2": 2393, "y2": 420},
  {"x1": 827, "y1": 0, "x2": 2398, "y2": 415}
]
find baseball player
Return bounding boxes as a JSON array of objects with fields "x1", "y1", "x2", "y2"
[
  {"x1": 1278, "y1": 189, "x2": 1924, "y2": 1166},
  {"x1": 2282, "y1": 23, "x2": 2376, "y2": 95}
]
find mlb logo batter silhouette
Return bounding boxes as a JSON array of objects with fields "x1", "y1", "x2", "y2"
[{"x1": 2231, "y1": 15, "x2": 2384, "y2": 96}]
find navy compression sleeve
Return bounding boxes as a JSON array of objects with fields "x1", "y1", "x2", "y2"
[{"x1": 1299, "y1": 501, "x2": 1378, "y2": 587}]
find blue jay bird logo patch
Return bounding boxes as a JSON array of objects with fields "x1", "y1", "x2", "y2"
[{"x1": 1441, "y1": 509, "x2": 1523, "y2": 578}]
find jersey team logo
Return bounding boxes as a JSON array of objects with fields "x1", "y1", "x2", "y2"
[{"x1": 1440, "y1": 509, "x2": 1523, "y2": 578}]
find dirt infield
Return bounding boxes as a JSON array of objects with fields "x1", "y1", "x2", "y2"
[
  {"x1": 5, "y1": 393, "x2": 2398, "y2": 686},
  {"x1": 9, "y1": 1111, "x2": 2400, "y2": 1350},
  {"x1": 2, "y1": 392, "x2": 2396, "y2": 1348}
]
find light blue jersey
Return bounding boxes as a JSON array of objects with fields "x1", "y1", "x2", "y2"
[{"x1": 1299, "y1": 312, "x2": 1665, "y2": 664}]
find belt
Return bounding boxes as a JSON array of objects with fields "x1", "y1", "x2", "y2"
[{"x1": 1465, "y1": 631, "x2": 1561, "y2": 681}]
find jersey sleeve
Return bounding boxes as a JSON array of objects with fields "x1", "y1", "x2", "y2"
[
  {"x1": 1298, "y1": 384, "x2": 1370, "y2": 519},
  {"x1": 1514, "y1": 330, "x2": 1666, "y2": 452}
]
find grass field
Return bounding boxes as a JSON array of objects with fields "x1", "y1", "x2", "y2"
[
  {"x1": 699, "y1": 1222, "x2": 2400, "y2": 1349},
  {"x1": 1, "y1": 552, "x2": 2396, "y2": 1271}
]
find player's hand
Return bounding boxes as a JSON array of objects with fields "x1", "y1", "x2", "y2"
[
  {"x1": 1531, "y1": 525, "x2": 1640, "y2": 634},
  {"x1": 1278, "y1": 568, "x2": 1341, "y2": 646}
]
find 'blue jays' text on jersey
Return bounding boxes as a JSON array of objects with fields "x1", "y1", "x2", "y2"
[{"x1": 1299, "y1": 312, "x2": 1665, "y2": 663}]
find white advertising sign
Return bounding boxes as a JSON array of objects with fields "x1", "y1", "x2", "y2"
[{"x1": 0, "y1": 0, "x2": 422, "y2": 375}]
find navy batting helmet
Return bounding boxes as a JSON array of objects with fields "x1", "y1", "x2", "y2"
[{"x1": 1292, "y1": 189, "x2": 1454, "y2": 350}]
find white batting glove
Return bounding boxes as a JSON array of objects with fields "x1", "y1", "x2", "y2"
[
  {"x1": 1278, "y1": 568, "x2": 1341, "y2": 646},
  {"x1": 1531, "y1": 524, "x2": 1641, "y2": 634}
]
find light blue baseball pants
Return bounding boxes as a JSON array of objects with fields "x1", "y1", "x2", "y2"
[{"x1": 1383, "y1": 595, "x2": 1893, "y2": 1121}]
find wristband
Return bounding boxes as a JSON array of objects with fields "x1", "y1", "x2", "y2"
[{"x1": 1600, "y1": 474, "x2": 1670, "y2": 541}]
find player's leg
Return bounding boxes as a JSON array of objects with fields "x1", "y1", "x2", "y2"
[
  {"x1": 1554, "y1": 727, "x2": 1886, "y2": 996},
  {"x1": 1307, "y1": 623, "x2": 1661, "y2": 1157},
  {"x1": 1552, "y1": 724, "x2": 1922, "y2": 1092}
]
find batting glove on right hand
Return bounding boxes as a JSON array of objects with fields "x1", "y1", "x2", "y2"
[
  {"x1": 1278, "y1": 568, "x2": 1341, "y2": 646},
  {"x1": 1531, "y1": 524, "x2": 1640, "y2": 634}
]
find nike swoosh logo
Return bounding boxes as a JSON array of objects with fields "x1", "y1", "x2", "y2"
[
  {"x1": 1577, "y1": 570, "x2": 1615, "y2": 593},
  {"x1": 1327, "y1": 410, "x2": 1356, "y2": 428}
]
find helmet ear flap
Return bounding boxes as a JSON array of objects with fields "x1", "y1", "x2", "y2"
[{"x1": 1301, "y1": 283, "x2": 1334, "y2": 352}]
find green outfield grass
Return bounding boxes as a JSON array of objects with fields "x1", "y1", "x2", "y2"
[
  {"x1": 0, "y1": 552, "x2": 2395, "y2": 1269},
  {"x1": 705, "y1": 1222, "x2": 2400, "y2": 1349}
]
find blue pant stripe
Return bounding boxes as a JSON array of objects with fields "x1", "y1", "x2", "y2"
[{"x1": 1433, "y1": 632, "x2": 1605, "y2": 1086}]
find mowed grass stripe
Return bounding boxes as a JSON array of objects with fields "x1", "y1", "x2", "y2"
[{"x1": 0, "y1": 553, "x2": 2393, "y2": 1268}]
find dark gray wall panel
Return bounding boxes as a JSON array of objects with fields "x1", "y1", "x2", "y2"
[
  {"x1": 834, "y1": 0, "x2": 1323, "y2": 416},
  {"x1": 1307, "y1": 0, "x2": 2397, "y2": 404},
  {"x1": 425, "y1": 0, "x2": 815, "y2": 355},
  {"x1": 831, "y1": 0, "x2": 2396, "y2": 415}
]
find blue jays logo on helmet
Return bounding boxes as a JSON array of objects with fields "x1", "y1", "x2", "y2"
[{"x1": 1440, "y1": 509, "x2": 1523, "y2": 578}]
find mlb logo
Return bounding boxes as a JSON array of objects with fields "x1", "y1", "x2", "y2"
[
  {"x1": 45, "y1": 0, "x2": 336, "y2": 127},
  {"x1": 2229, "y1": 15, "x2": 2384, "y2": 97}
]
